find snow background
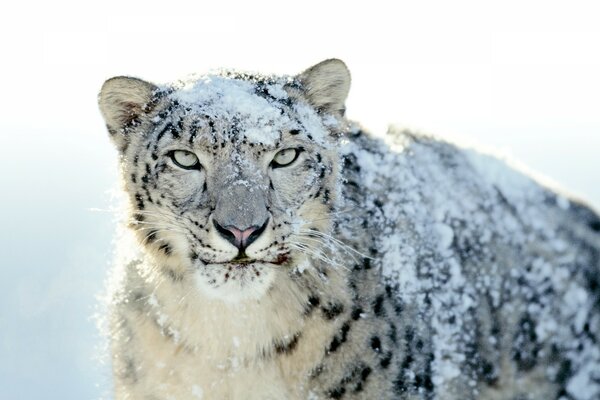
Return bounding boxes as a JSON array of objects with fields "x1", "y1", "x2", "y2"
[{"x1": 0, "y1": 0, "x2": 599, "y2": 398}]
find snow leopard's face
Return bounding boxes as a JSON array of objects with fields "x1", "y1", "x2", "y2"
[{"x1": 99, "y1": 60, "x2": 351, "y2": 301}]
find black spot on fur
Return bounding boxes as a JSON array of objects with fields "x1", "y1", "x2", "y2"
[
  {"x1": 119, "y1": 356, "x2": 139, "y2": 384},
  {"x1": 158, "y1": 243, "x2": 172, "y2": 255},
  {"x1": 362, "y1": 258, "x2": 372, "y2": 270},
  {"x1": 328, "y1": 336, "x2": 342, "y2": 353},
  {"x1": 404, "y1": 326, "x2": 415, "y2": 344},
  {"x1": 393, "y1": 371, "x2": 408, "y2": 395},
  {"x1": 165, "y1": 268, "x2": 183, "y2": 282},
  {"x1": 304, "y1": 295, "x2": 321, "y2": 316},
  {"x1": 323, "y1": 189, "x2": 330, "y2": 204},
  {"x1": 380, "y1": 352, "x2": 393, "y2": 369},
  {"x1": 512, "y1": 314, "x2": 540, "y2": 371},
  {"x1": 373, "y1": 295, "x2": 385, "y2": 317},
  {"x1": 401, "y1": 353, "x2": 414, "y2": 370},
  {"x1": 351, "y1": 306, "x2": 363, "y2": 320},
  {"x1": 146, "y1": 230, "x2": 158, "y2": 244},
  {"x1": 480, "y1": 360, "x2": 498, "y2": 385},
  {"x1": 310, "y1": 364, "x2": 324, "y2": 379},
  {"x1": 414, "y1": 374, "x2": 434, "y2": 392},
  {"x1": 370, "y1": 336, "x2": 381, "y2": 352},
  {"x1": 550, "y1": 344, "x2": 573, "y2": 391},
  {"x1": 328, "y1": 387, "x2": 345, "y2": 399},
  {"x1": 322, "y1": 303, "x2": 344, "y2": 320},
  {"x1": 275, "y1": 333, "x2": 301, "y2": 355},
  {"x1": 328, "y1": 323, "x2": 351, "y2": 353},
  {"x1": 134, "y1": 193, "x2": 145, "y2": 210},
  {"x1": 360, "y1": 366, "x2": 372, "y2": 383},
  {"x1": 388, "y1": 324, "x2": 398, "y2": 345},
  {"x1": 156, "y1": 123, "x2": 172, "y2": 143}
]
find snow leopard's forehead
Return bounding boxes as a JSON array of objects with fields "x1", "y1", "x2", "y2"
[{"x1": 153, "y1": 73, "x2": 339, "y2": 148}]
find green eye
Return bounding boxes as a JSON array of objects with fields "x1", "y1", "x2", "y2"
[
  {"x1": 170, "y1": 150, "x2": 201, "y2": 170},
  {"x1": 271, "y1": 148, "x2": 301, "y2": 168}
]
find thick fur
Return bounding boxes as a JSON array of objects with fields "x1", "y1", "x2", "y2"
[{"x1": 99, "y1": 60, "x2": 600, "y2": 400}]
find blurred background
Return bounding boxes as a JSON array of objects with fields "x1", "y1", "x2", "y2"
[{"x1": 1, "y1": 0, "x2": 599, "y2": 398}]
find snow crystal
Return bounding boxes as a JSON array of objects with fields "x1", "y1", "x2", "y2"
[
  {"x1": 147, "y1": 294, "x2": 159, "y2": 307},
  {"x1": 156, "y1": 313, "x2": 168, "y2": 327},
  {"x1": 294, "y1": 258, "x2": 310, "y2": 274},
  {"x1": 191, "y1": 385, "x2": 204, "y2": 399},
  {"x1": 433, "y1": 222, "x2": 454, "y2": 251}
]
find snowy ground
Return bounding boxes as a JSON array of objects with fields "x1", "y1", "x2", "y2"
[{"x1": 1, "y1": 1, "x2": 599, "y2": 399}]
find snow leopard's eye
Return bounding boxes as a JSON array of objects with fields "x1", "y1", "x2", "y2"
[
  {"x1": 271, "y1": 148, "x2": 301, "y2": 168},
  {"x1": 170, "y1": 150, "x2": 201, "y2": 170}
]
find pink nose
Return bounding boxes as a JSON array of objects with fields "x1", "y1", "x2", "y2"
[
  {"x1": 228, "y1": 226, "x2": 256, "y2": 246},
  {"x1": 212, "y1": 219, "x2": 269, "y2": 251}
]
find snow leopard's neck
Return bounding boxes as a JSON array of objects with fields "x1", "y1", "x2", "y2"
[{"x1": 117, "y1": 248, "x2": 353, "y2": 364}]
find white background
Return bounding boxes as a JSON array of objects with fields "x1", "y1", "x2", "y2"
[{"x1": 0, "y1": 0, "x2": 598, "y2": 398}]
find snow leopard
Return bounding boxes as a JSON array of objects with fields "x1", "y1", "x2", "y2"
[{"x1": 98, "y1": 59, "x2": 600, "y2": 400}]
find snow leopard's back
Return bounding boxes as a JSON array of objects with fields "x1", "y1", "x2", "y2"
[{"x1": 326, "y1": 127, "x2": 600, "y2": 399}]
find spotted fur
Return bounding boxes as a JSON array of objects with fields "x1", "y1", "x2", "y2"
[{"x1": 99, "y1": 59, "x2": 600, "y2": 399}]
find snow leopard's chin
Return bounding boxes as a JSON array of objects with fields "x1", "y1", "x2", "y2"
[{"x1": 192, "y1": 259, "x2": 286, "y2": 301}]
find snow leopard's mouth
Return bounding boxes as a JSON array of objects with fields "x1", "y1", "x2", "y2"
[{"x1": 204, "y1": 252, "x2": 290, "y2": 268}]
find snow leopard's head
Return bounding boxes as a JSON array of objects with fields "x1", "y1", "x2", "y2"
[{"x1": 99, "y1": 59, "x2": 351, "y2": 301}]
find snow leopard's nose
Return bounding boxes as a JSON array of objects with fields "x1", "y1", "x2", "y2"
[{"x1": 213, "y1": 218, "x2": 269, "y2": 251}]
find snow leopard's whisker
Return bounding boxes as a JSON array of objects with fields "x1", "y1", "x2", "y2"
[
  {"x1": 135, "y1": 226, "x2": 186, "y2": 235},
  {"x1": 139, "y1": 230, "x2": 179, "y2": 247},
  {"x1": 129, "y1": 210, "x2": 184, "y2": 221},
  {"x1": 293, "y1": 231, "x2": 360, "y2": 263},
  {"x1": 291, "y1": 235, "x2": 344, "y2": 258},
  {"x1": 295, "y1": 235, "x2": 359, "y2": 265},
  {"x1": 130, "y1": 221, "x2": 181, "y2": 228},
  {"x1": 129, "y1": 221, "x2": 187, "y2": 233},
  {"x1": 175, "y1": 283, "x2": 197, "y2": 306},
  {"x1": 288, "y1": 243, "x2": 332, "y2": 268},
  {"x1": 298, "y1": 229, "x2": 372, "y2": 259},
  {"x1": 130, "y1": 209, "x2": 188, "y2": 218},
  {"x1": 289, "y1": 234, "x2": 340, "y2": 256},
  {"x1": 288, "y1": 242, "x2": 349, "y2": 271}
]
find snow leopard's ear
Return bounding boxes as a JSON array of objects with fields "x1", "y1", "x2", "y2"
[
  {"x1": 296, "y1": 59, "x2": 351, "y2": 116},
  {"x1": 98, "y1": 76, "x2": 158, "y2": 149}
]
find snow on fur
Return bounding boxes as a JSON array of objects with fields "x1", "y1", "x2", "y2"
[{"x1": 338, "y1": 126, "x2": 600, "y2": 398}]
